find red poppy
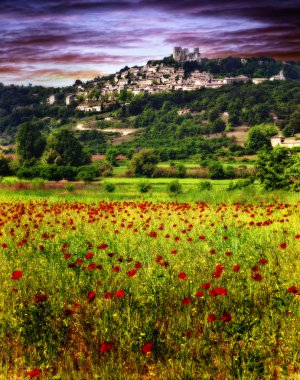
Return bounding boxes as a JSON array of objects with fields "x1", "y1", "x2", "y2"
[
  {"x1": 287, "y1": 285, "x2": 297, "y2": 294},
  {"x1": 141, "y1": 342, "x2": 154, "y2": 354},
  {"x1": 28, "y1": 368, "x2": 42, "y2": 378},
  {"x1": 252, "y1": 273, "x2": 263, "y2": 281},
  {"x1": 64, "y1": 253, "x2": 71, "y2": 259},
  {"x1": 98, "y1": 244, "x2": 108, "y2": 249},
  {"x1": 127, "y1": 269, "x2": 137, "y2": 277},
  {"x1": 113, "y1": 266, "x2": 121, "y2": 272},
  {"x1": 64, "y1": 309, "x2": 75, "y2": 316},
  {"x1": 259, "y1": 258, "x2": 268, "y2": 265},
  {"x1": 11, "y1": 270, "x2": 23, "y2": 280},
  {"x1": 86, "y1": 252, "x2": 93, "y2": 259},
  {"x1": 201, "y1": 282, "x2": 211, "y2": 289},
  {"x1": 171, "y1": 250, "x2": 177, "y2": 254},
  {"x1": 181, "y1": 297, "x2": 191, "y2": 305},
  {"x1": 105, "y1": 292, "x2": 114, "y2": 299},
  {"x1": 209, "y1": 249, "x2": 216, "y2": 254},
  {"x1": 225, "y1": 251, "x2": 232, "y2": 256},
  {"x1": 207, "y1": 314, "x2": 216, "y2": 323},
  {"x1": 233, "y1": 265, "x2": 240, "y2": 272},
  {"x1": 87, "y1": 291, "x2": 96, "y2": 302},
  {"x1": 34, "y1": 294, "x2": 48, "y2": 303},
  {"x1": 135, "y1": 262, "x2": 142, "y2": 269},
  {"x1": 195, "y1": 291, "x2": 204, "y2": 297},
  {"x1": 115, "y1": 289, "x2": 125, "y2": 298},
  {"x1": 280, "y1": 242, "x2": 287, "y2": 249},
  {"x1": 1, "y1": 243, "x2": 7, "y2": 249},
  {"x1": 221, "y1": 312, "x2": 232, "y2": 322},
  {"x1": 178, "y1": 272, "x2": 187, "y2": 280},
  {"x1": 99, "y1": 341, "x2": 113, "y2": 353}
]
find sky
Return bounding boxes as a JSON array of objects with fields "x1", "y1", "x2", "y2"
[{"x1": 1, "y1": 0, "x2": 299, "y2": 86}]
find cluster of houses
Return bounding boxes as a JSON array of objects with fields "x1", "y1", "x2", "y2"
[{"x1": 47, "y1": 48, "x2": 286, "y2": 113}]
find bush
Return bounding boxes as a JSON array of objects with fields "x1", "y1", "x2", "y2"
[
  {"x1": 175, "y1": 164, "x2": 186, "y2": 178},
  {"x1": 17, "y1": 165, "x2": 78, "y2": 181},
  {"x1": 168, "y1": 180, "x2": 182, "y2": 194},
  {"x1": 76, "y1": 165, "x2": 98, "y2": 183},
  {"x1": 31, "y1": 178, "x2": 45, "y2": 191},
  {"x1": 64, "y1": 183, "x2": 75, "y2": 192},
  {"x1": 129, "y1": 149, "x2": 159, "y2": 177},
  {"x1": 103, "y1": 182, "x2": 116, "y2": 193},
  {"x1": 137, "y1": 181, "x2": 152, "y2": 193},
  {"x1": 226, "y1": 178, "x2": 255, "y2": 191},
  {"x1": 198, "y1": 181, "x2": 213, "y2": 191},
  {"x1": 208, "y1": 162, "x2": 225, "y2": 179}
]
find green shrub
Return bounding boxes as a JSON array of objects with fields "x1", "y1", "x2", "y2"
[
  {"x1": 31, "y1": 178, "x2": 45, "y2": 191},
  {"x1": 104, "y1": 182, "x2": 116, "y2": 193},
  {"x1": 198, "y1": 181, "x2": 213, "y2": 191},
  {"x1": 76, "y1": 165, "x2": 98, "y2": 183},
  {"x1": 208, "y1": 162, "x2": 225, "y2": 179},
  {"x1": 137, "y1": 181, "x2": 152, "y2": 193},
  {"x1": 175, "y1": 164, "x2": 186, "y2": 178},
  {"x1": 227, "y1": 178, "x2": 254, "y2": 191},
  {"x1": 168, "y1": 180, "x2": 182, "y2": 194},
  {"x1": 64, "y1": 183, "x2": 75, "y2": 192}
]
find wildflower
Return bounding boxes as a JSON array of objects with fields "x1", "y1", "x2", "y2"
[
  {"x1": 178, "y1": 272, "x2": 187, "y2": 280},
  {"x1": 252, "y1": 273, "x2": 263, "y2": 281},
  {"x1": 259, "y1": 258, "x2": 268, "y2": 265},
  {"x1": 127, "y1": 269, "x2": 137, "y2": 277},
  {"x1": 105, "y1": 292, "x2": 114, "y2": 299},
  {"x1": 64, "y1": 309, "x2": 75, "y2": 316},
  {"x1": 28, "y1": 368, "x2": 42, "y2": 377},
  {"x1": 287, "y1": 285, "x2": 297, "y2": 294},
  {"x1": 280, "y1": 242, "x2": 287, "y2": 249},
  {"x1": 233, "y1": 265, "x2": 240, "y2": 272},
  {"x1": 181, "y1": 297, "x2": 191, "y2": 305},
  {"x1": 97, "y1": 244, "x2": 108, "y2": 250},
  {"x1": 195, "y1": 291, "x2": 204, "y2": 297},
  {"x1": 86, "y1": 252, "x2": 93, "y2": 259},
  {"x1": 99, "y1": 342, "x2": 113, "y2": 353},
  {"x1": 34, "y1": 294, "x2": 48, "y2": 303},
  {"x1": 221, "y1": 312, "x2": 232, "y2": 322},
  {"x1": 207, "y1": 314, "x2": 216, "y2": 323},
  {"x1": 87, "y1": 291, "x2": 96, "y2": 302},
  {"x1": 115, "y1": 289, "x2": 125, "y2": 298},
  {"x1": 141, "y1": 342, "x2": 153, "y2": 355},
  {"x1": 11, "y1": 270, "x2": 23, "y2": 280}
]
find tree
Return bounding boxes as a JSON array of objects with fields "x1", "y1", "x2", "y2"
[
  {"x1": 211, "y1": 118, "x2": 226, "y2": 133},
  {"x1": 0, "y1": 153, "x2": 11, "y2": 175},
  {"x1": 256, "y1": 146, "x2": 300, "y2": 191},
  {"x1": 129, "y1": 149, "x2": 159, "y2": 177},
  {"x1": 245, "y1": 124, "x2": 277, "y2": 153},
  {"x1": 208, "y1": 161, "x2": 225, "y2": 179},
  {"x1": 16, "y1": 121, "x2": 46, "y2": 166},
  {"x1": 42, "y1": 129, "x2": 90, "y2": 167}
]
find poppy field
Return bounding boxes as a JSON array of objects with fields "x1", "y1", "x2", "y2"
[{"x1": 0, "y1": 197, "x2": 300, "y2": 379}]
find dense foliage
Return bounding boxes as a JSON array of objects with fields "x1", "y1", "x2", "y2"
[{"x1": 256, "y1": 146, "x2": 300, "y2": 191}]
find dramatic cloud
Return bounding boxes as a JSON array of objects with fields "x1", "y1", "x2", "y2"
[{"x1": 0, "y1": 0, "x2": 299, "y2": 85}]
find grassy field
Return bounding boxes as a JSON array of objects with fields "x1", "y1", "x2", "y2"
[{"x1": 0, "y1": 187, "x2": 299, "y2": 379}]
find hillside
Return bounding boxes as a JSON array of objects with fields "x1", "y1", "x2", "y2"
[{"x1": 0, "y1": 57, "x2": 300, "y2": 160}]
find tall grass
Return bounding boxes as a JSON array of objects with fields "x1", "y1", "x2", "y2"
[{"x1": 0, "y1": 193, "x2": 299, "y2": 379}]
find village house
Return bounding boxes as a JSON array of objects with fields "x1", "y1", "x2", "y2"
[{"x1": 271, "y1": 136, "x2": 300, "y2": 148}]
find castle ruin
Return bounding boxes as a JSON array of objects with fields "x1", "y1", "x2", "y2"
[{"x1": 173, "y1": 47, "x2": 201, "y2": 62}]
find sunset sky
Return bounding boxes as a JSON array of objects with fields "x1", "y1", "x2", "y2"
[{"x1": 1, "y1": 0, "x2": 299, "y2": 86}]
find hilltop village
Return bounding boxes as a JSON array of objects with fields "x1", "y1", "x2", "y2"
[{"x1": 49, "y1": 48, "x2": 286, "y2": 112}]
